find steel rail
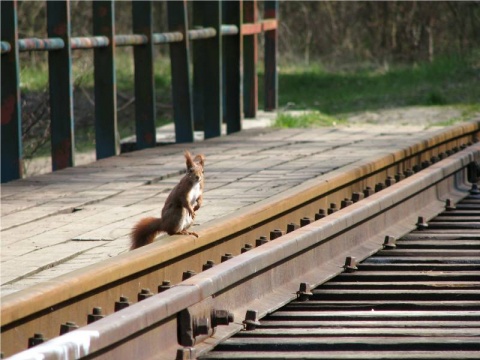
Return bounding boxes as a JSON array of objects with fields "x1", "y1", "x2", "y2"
[
  {"x1": 1, "y1": 122, "x2": 479, "y2": 357},
  {"x1": 6, "y1": 138, "x2": 480, "y2": 359}
]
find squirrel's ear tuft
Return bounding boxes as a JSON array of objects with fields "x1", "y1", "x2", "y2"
[
  {"x1": 194, "y1": 154, "x2": 205, "y2": 167},
  {"x1": 184, "y1": 150, "x2": 195, "y2": 169}
]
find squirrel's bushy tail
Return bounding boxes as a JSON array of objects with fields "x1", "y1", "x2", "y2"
[{"x1": 130, "y1": 217, "x2": 164, "y2": 250}]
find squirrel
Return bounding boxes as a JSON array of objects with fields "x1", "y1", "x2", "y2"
[{"x1": 130, "y1": 150, "x2": 205, "y2": 250}]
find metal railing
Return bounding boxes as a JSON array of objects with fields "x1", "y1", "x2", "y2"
[{"x1": 1, "y1": 0, "x2": 278, "y2": 182}]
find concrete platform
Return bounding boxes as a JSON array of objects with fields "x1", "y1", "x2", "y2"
[{"x1": 0, "y1": 118, "x2": 466, "y2": 297}]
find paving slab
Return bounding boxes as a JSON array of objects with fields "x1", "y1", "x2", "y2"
[{"x1": 0, "y1": 114, "x2": 474, "y2": 297}]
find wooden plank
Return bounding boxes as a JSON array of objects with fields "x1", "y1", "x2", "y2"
[
  {"x1": 202, "y1": 350, "x2": 480, "y2": 359},
  {"x1": 268, "y1": 310, "x2": 480, "y2": 321},
  {"x1": 310, "y1": 289, "x2": 480, "y2": 301},
  {"x1": 223, "y1": 0, "x2": 242, "y2": 134},
  {"x1": 93, "y1": 0, "x2": 119, "y2": 159},
  {"x1": 242, "y1": 0, "x2": 258, "y2": 118},
  {"x1": 263, "y1": 0, "x2": 278, "y2": 111},
  {"x1": 215, "y1": 336, "x2": 480, "y2": 351},
  {"x1": 235, "y1": 328, "x2": 480, "y2": 337},
  {"x1": 132, "y1": 1, "x2": 156, "y2": 150},
  {"x1": 283, "y1": 300, "x2": 480, "y2": 311},
  {"x1": 1, "y1": 0, "x2": 23, "y2": 182},
  {"x1": 167, "y1": 0, "x2": 194, "y2": 143}
]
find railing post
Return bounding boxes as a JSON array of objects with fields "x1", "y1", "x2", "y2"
[
  {"x1": 93, "y1": 0, "x2": 119, "y2": 159},
  {"x1": 167, "y1": 0, "x2": 194, "y2": 143},
  {"x1": 1, "y1": 0, "x2": 23, "y2": 182},
  {"x1": 192, "y1": 2, "x2": 206, "y2": 131},
  {"x1": 202, "y1": 0, "x2": 222, "y2": 139},
  {"x1": 223, "y1": 0, "x2": 243, "y2": 134},
  {"x1": 47, "y1": 0, "x2": 75, "y2": 171},
  {"x1": 264, "y1": 0, "x2": 278, "y2": 111},
  {"x1": 243, "y1": 0, "x2": 258, "y2": 118},
  {"x1": 132, "y1": 1, "x2": 156, "y2": 150}
]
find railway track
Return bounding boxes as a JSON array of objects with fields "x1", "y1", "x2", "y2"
[
  {"x1": 200, "y1": 194, "x2": 480, "y2": 359},
  {"x1": 2, "y1": 124, "x2": 480, "y2": 359}
]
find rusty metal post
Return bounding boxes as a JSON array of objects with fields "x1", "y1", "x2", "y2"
[
  {"x1": 93, "y1": 1, "x2": 119, "y2": 159},
  {"x1": 167, "y1": 0, "x2": 194, "y2": 143},
  {"x1": 223, "y1": 0, "x2": 243, "y2": 134},
  {"x1": 132, "y1": 1, "x2": 156, "y2": 150},
  {"x1": 1, "y1": 0, "x2": 23, "y2": 182},
  {"x1": 264, "y1": 0, "x2": 278, "y2": 111},
  {"x1": 243, "y1": 0, "x2": 258, "y2": 118},
  {"x1": 47, "y1": 0, "x2": 75, "y2": 171}
]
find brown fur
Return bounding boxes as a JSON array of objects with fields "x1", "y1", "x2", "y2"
[{"x1": 130, "y1": 151, "x2": 205, "y2": 250}]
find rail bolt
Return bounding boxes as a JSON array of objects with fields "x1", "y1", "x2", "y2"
[
  {"x1": 404, "y1": 168, "x2": 414, "y2": 177},
  {"x1": 351, "y1": 192, "x2": 364, "y2": 203},
  {"x1": 300, "y1": 217, "x2": 311, "y2": 227},
  {"x1": 256, "y1": 236, "x2": 268, "y2": 247},
  {"x1": 395, "y1": 172, "x2": 406, "y2": 182},
  {"x1": 270, "y1": 229, "x2": 284, "y2": 239},
  {"x1": 327, "y1": 203, "x2": 338, "y2": 215},
  {"x1": 114, "y1": 296, "x2": 131, "y2": 311},
  {"x1": 202, "y1": 260, "x2": 215, "y2": 271},
  {"x1": 60, "y1": 321, "x2": 79, "y2": 335},
  {"x1": 416, "y1": 216, "x2": 428, "y2": 230},
  {"x1": 375, "y1": 182, "x2": 386, "y2": 192},
  {"x1": 430, "y1": 155, "x2": 440, "y2": 164},
  {"x1": 193, "y1": 317, "x2": 210, "y2": 336},
  {"x1": 211, "y1": 309, "x2": 234, "y2": 327},
  {"x1": 412, "y1": 164, "x2": 422, "y2": 173},
  {"x1": 315, "y1": 209, "x2": 327, "y2": 220},
  {"x1": 182, "y1": 270, "x2": 197, "y2": 280},
  {"x1": 138, "y1": 288, "x2": 154, "y2": 301},
  {"x1": 363, "y1": 186, "x2": 375, "y2": 197},
  {"x1": 28, "y1": 333, "x2": 47, "y2": 348},
  {"x1": 341, "y1": 198, "x2": 353, "y2": 208},
  {"x1": 422, "y1": 160, "x2": 431, "y2": 169},
  {"x1": 445, "y1": 199, "x2": 456, "y2": 211},
  {"x1": 383, "y1": 235, "x2": 397, "y2": 249},
  {"x1": 243, "y1": 310, "x2": 261, "y2": 331},
  {"x1": 158, "y1": 280, "x2": 172, "y2": 293},
  {"x1": 287, "y1": 223, "x2": 299, "y2": 233},
  {"x1": 385, "y1": 176, "x2": 396, "y2": 187},
  {"x1": 88, "y1": 307, "x2": 105, "y2": 324},
  {"x1": 241, "y1": 244, "x2": 254, "y2": 253},
  {"x1": 296, "y1": 282, "x2": 313, "y2": 301},
  {"x1": 343, "y1": 256, "x2": 358, "y2": 273},
  {"x1": 221, "y1": 253, "x2": 234, "y2": 262}
]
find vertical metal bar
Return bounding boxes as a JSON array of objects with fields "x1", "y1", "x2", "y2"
[
  {"x1": 132, "y1": 1, "x2": 156, "y2": 150},
  {"x1": 243, "y1": 0, "x2": 258, "y2": 118},
  {"x1": 192, "y1": 1, "x2": 205, "y2": 131},
  {"x1": 93, "y1": 1, "x2": 119, "y2": 159},
  {"x1": 200, "y1": 1, "x2": 222, "y2": 139},
  {"x1": 264, "y1": 0, "x2": 278, "y2": 111},
  {"x1": 223, "y1": 0, "x2": 243, "y2": 134},
  {"x1": 167, "y1": 0, "x2": 194, "y2": 143},
  {"x1": 1, "y1": 0, "x2": 23, "y2": 182},
  {"x1": 47, "y1": 0, "x2": 75, "y2": 171}
]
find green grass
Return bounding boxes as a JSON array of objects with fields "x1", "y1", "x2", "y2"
[
  {"x1": 274, "y1": 111, "x2": 347, "y2": 128},
  {"x1": 259, "y1": 55, "x2": 480, "y2": 116}
]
